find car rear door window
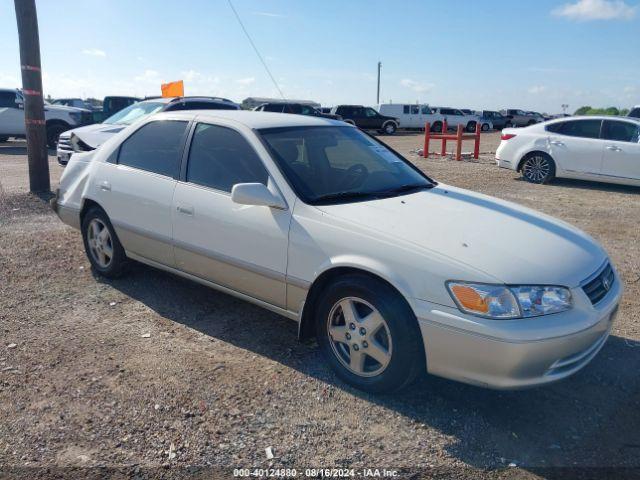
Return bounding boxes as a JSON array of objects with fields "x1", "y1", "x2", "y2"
[
  {"x1": 403, "y1": 105, "x2": 410, "y2": 114},
  {"x1": 602, "y1": 120, "x2": 640, "y2": 143},
  {"x1": 117, "y1": 120, "x2": 188, "y2": 177},
  {"x1": 186, "y1": 123, "x2": 268, "y2": 193},
  {"x1": 629, "y1": 108, "x2": 640, "y2": 119},
  {"x1": 554, "y1": 120, "x2": 602, "y2": 139}
]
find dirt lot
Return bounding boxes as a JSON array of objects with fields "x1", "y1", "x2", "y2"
[{"x1": 1, "y1": 133, "x2": 639, "y2": 479}]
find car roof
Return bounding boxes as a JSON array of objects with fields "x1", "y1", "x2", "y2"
[
  {"x1": 153, "y1": 110, "x2": 348, "y2": 129},
  {"x1": 546, "y1": 115, "x2": 640, "y2": 124}
]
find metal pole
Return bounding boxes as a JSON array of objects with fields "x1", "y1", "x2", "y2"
[
  {"x1": 376, "y1": 61, "x2": 381, "y2": 105},
  {"x1": 14, "y1": 0, "x2": 49, "y2": 193}
]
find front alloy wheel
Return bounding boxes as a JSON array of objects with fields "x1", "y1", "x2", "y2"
[
  {"x1": 327, "y1": 297, "x2": 392, "y2": 377},
  {"x1": 383, "y1": 122, "x2": 397, "y2": 134},
  {"x1": 315, "y1": 273, "x2": 424, "y2": 393},
  {"x1": 522, "y1": 154, "x2": 554, "y2": 184}
]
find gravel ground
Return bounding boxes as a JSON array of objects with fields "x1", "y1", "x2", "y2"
[{"x1": 1, "y1": 134, "x2": 639, "y2": 479}]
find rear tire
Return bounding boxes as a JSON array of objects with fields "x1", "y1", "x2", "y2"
[
  {"x1": 521, "y1": 153, "x2": 556, "y2": 184},
  {"x1": 81, "y1": 206, "x2": 128, "y2": 278},
  {"x1": 466, "y1": 122, "x2": 477, "y2": 133},
  {"x1": 0, "y1": 136, "x2": 9, "y2": 143},
  {"x1": 481, "y1": 123, "x2": 490, "y2": 132},
  {"x1": 431, "y1": 121, "x2": 443, "y2": 133},
  {"x1": 315, "y1": 273, "x2": 424, "y2": 393}
]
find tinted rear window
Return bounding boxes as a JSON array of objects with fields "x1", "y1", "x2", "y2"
[
  {"x1": 546, "y1": 120, "x2": 602, "y2": 139},
  {"x1": 118, "y1": 120, "x2": 188, "y2": 177}
]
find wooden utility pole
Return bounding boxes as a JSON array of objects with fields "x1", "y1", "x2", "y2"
[
  {"x1": 14, "y1": 0, "x2": 49, "y2": 193},
  {"x1": 376, "y1": 61, "x2": 382, "y2": 105}
]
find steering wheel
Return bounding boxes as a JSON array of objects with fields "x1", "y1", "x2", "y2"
[{"x1": 337, "y1": 163, "x2": 368, "y2": 191}]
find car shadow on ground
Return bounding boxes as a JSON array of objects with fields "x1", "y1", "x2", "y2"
[
  {"x1": 515, "y1": 176, "x2": 640, "y2": 195},
  {"x1": 0, "y1": 142, "x2": 56, "y2": 156},
  {"x1": 103, "y1": 262, "x2": 640, "y2": 475}
]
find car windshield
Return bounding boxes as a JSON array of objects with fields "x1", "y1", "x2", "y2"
[
  {"x1": 103, "y1": 101, "x2": 165, "y2": 125},
  {"x1": 259, "y1": 126, "x2": 435, "y2": 205}
]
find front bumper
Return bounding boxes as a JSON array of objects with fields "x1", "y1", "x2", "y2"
[{"x1": 413, "y1": 275, "x2": 622, "y2": 389}]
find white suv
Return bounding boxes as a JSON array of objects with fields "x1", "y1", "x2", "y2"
[{"x1": 0, "y1": 88, "x2": 93, "y2": 147}]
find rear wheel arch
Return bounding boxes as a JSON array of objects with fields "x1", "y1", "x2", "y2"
[
  {"x1": 298, "y1": 266, "x2": 416, "y2": 342},
  {"x1": 517, "y1": 150, "x2": 554, "y2": 172},
  {"x1": 80, "y1": 198, "x2": 105, "y2": 223}
]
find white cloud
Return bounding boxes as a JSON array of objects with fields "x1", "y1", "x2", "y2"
[
  {"x1": 528, "y1": 85, "x2": 548, "y2": 94},
  {"x1": 252, "y1": 11, "x2": 286, "y2": 18},
  {"x1": 81, "y1": 48, "x2": 106, "y2": 57},
  {"x1": 399, "y1": 78, "x2": 434, "y2": 94},
  {"x1": 134, "y1": 69, "x2": 161, "y2": 83},
  {"x1": 552, "y1": 0, "x2": 636, "y2": 21},
  {"x1": 0, "y1": 72, "x2": 19, "y2": 86},
  {"x1": 236, "y1": 77, "x2": 256, "y2": 86}
]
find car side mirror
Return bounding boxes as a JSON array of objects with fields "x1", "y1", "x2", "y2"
[
  {"x1": 16, "y1": 102, "x2": 24, "y2": 109},
  {"x1": 231, "y1": 183, "x2": 287, "y2": 210}
]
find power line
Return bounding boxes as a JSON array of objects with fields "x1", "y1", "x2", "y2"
[{"x1": 227, "y1": 0, "x2": 285, "y2": 100}]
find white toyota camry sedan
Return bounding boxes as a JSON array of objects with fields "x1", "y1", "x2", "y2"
[
  {"x1": 496, "y1": 115, "x2": 640, "y2": 186},
  {"x1": 53, "y1": 111, "x2": 622, "y2": 392}
]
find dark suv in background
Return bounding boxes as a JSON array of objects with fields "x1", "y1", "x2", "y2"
[
  {"x1": 629, "y1": 106, "x2": 640, "y2": 119},
  {"x1": 330, "y1": 105, "x2": 399, "y2": 134},
  {"x1": 478, "y1": 110, "x2": 510, "y2": 130},
  {"x1": 254, "y1": 102, "x2": 341, "y2": 120}
]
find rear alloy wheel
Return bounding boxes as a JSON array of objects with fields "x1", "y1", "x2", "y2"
[
  {"x1": 431, "y1": 121, "x2": 443, "y2": 133},
  {"x1": 466, "y1": 122, "x2": 477, "y2": 133},
  {"x1": 522, "y1": 153, "x2": 555, "y2": 184},
  {"x1": 81, "y1": 206, "x2": 128, "y2": 277},
  {"x1": 315, "y1": 274, "x2": 424, "y2": 393},
  {"x1": 481, "y1": 123, "x2": 490, "y2": 132}
]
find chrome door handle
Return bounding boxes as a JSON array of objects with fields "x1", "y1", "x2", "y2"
[
  {"x1": 606, "y1": 145, "x2": 622, "y2": 152},
  {"x1": 550, "y1": 140, "x2": 565, "y2": 146},
  {"x1": 99, "y1": 181, "x2": 111, "y2": 191},
  {"x1": 176, "y1": 205, "x2": 194, "y2": 215}
]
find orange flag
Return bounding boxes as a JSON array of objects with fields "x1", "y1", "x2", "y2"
[{"x1": 161, "y1": 80, "x2": 184, "y2": 98}]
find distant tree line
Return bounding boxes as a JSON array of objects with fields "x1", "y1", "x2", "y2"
[{"x1": 574, "y1": 106, "x2": 630, "y2": 116}]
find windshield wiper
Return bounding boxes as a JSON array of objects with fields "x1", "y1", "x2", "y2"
[
  {"x1": 312, "y1": 191, "x2": 378, "y2": 204},
  {"x1": 373, "y1": 183, "x2": 434, "y2": 196}
]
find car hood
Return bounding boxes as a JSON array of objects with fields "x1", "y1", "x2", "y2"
[
  {"x1": 64, "y1": 123, "x2": 127, "y2": 149},
  {"x1": 315, "y1": 184, "x2": 606, "y2": 287},
  {"x1": 45, "y1": 104, "x2": 91, "y2": 113}
]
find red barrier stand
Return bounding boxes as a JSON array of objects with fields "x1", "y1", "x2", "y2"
[{"x1": 423, "y1": 121, "x2": 481, "y2": 161}]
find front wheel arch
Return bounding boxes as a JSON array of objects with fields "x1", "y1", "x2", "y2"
[{"x1": 298, "y1": 266, "x2": 415, "y2": 343}]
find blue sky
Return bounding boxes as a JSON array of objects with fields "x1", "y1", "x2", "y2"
[{"x1": 1, "y1": 0, "x2": 638, "y2": 113}]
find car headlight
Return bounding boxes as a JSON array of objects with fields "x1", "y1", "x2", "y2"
[
  {"x1": 69, "y1": 111, "x2": 82, "y2": 123},
  {"x1": 447, "y1": 282, "x2": 572, "y2": 319},
  {"x1": 70, "y1": 133, "x2": 94, "y2": 152}
]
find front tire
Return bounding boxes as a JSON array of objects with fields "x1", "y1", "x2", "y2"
[
  {"x1": 315, "y1": 274, "x2": 424, "y2": 393},
  {"x1": 46, "y1": 123, "x2": 68, "y2": 149},
  {"x1": 466, "y1": 122, "x2": 477, "y2": 133},
  {"x1": 81, "y1": 206, "x2": 128, "y2": 278},
  {"x1": 381, "y1": 122, "x2": 397, "y2": 135},
  {"x1": 521, "y1": 153, "x2": 556, "y2": 184},
  {"x1": 0, "y1": 136, "x2": 9, "y2": 143},
  {"x1": 481, "y1": 123, "x2": 490, "y2": 132}
]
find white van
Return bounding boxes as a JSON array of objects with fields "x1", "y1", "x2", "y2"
[{"x1": 377, "y1": 104, "x2": 433, "y2": 129}]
